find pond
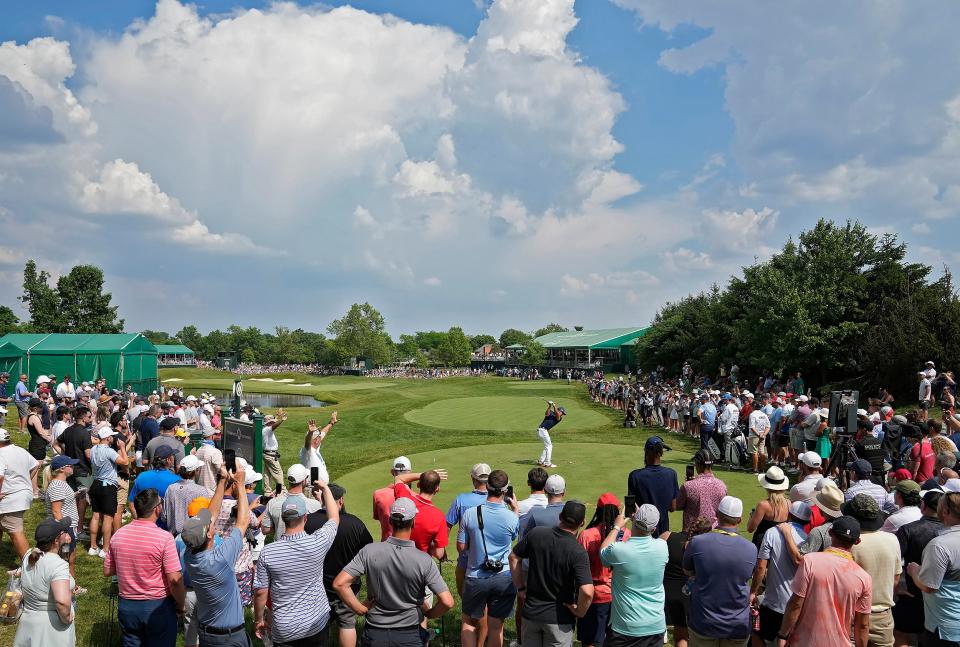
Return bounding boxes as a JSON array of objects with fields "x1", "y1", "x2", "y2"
[{"x1": 206, "y1": 391, "x2": 327, "y2": 409}]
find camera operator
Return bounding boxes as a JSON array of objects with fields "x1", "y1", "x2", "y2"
[{"x1": 852, "y1": 420, "x2": 885, "y2": 485}]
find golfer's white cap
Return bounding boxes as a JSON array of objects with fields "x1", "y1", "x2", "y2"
[{"x1": 392, "y1": 456, "x2": 412, "y2": 472}]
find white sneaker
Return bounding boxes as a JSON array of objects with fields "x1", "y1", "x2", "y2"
[
  {"x1": 88, "y1": 547, "x2": 99, "y2": 556},
  {"x1": 97, "y1": 549, "x2": 107, "y2": 559},
  {"x1": 546, "y1": 463, "x2": 557, "y2": 468}
]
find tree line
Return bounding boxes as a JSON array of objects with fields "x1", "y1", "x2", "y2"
[
  {"x1": 634, "y1": 219, "x2": 960, "y2": 397},
  {"x1": 6, "y1": 262, "x2": 567, "y2": 368}
]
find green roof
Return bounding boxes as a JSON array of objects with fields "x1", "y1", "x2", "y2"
[
  {"x1": 155, "y1": 344, "x2": 194, "y2": 355},
  {"x1": 0, "y1": 333, "x2": 156, "y2": 354},
  {"x1": 505, "y1": 343, "x2": 526, "y2": 350},
  {"x1": 533, "y1": 327, "x2": 648, "y2": 350}
]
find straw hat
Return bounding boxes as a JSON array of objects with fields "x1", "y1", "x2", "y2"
[{"x1": 758, "y1": 465, "x2": 789, "y2": 491}]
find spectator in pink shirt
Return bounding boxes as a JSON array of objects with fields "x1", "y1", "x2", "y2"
[{"x1": 676, "y1": 449, "x2": 727, "y2": 529}]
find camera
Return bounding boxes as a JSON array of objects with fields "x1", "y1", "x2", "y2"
[{"x1": 481, "y1": 558, "x2": 504, "y2": 572}]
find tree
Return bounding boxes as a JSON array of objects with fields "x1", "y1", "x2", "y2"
[
  {"x1": 534, "y1": 323, "x2": 567, "y2": 338},
  {"x1": 55, "y1": 265, "x2": 124, "y2": 333},
  {"x1": 327, "y1": 303, "x2": 394, "y2": 366},
  {"x1": 438, "y1": 326, "x2": 473, "y2": 366},
  {"x1": 524, "y1": 341, "x2": 546, "y2": 366},
  {"x1": 470, "y1": 334, "x2": 497, "y2": 349},
  {"x1": 19, "y1": 260, "x2": 58, "y2": 331},
  {"x1": 499, "y1": 328, "x2": 531, "y2": 348},
  {"x1": 176, "y1": 325, "x2": 205, "y2": 357},
  {"x1": 0, "y1": 306, "x2": 19, "y2": 335},
  {"x1": 142, "y1": 329, "x2": 174, "y2": 345}
]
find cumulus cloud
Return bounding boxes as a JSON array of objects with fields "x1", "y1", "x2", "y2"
[
  {"x1": 662, "y1": 247, "x2": 713, "y2": 272},
  {"x1": 560, "y1": 269, "x2": 659, "y2": 297}
]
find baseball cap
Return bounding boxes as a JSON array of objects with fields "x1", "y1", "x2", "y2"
[
  {"x1": 743, "y1": 391, "x2": 754, "y2": 399},
  {"x1": 943, "y1": 478, "x2": 960, "y2": 494},
  {"x1": 645, "y1": 436, "x2": 672, "y2": 452},
  {"x1": 895, "y1": 479, "x2": 921, "y2": 495},
  {"x1": 892, "y1": 468, "x2": 913, "y2": 481},
  {"x1": 245, "y1": 470, "x2": 263, "y2": 486},
  {"x1": 201, "y1": 426, "x2": 219, "y2": 437},
  {"x1": 471, "y1": 463, "x2": 492, "y2": 482},
  {"x1": 557, "y1": 407, "x2": 566, "y2": 415},
  {"x1": 180, "y1": 454, "x2": 203, "y2": 472},
  {"x1": 721, "y1": 392, "x2": 733, "y2": 400},
  {"x1": 596, "y1": 492, "x2": 620, "y2": 508},
  {"x1": 717, "y1": 496, "x2": 744, "y2": 518},
  {"x1": 559, "y1": 500, "x2": 586, "y2": 526},
  {"x1": 856, "y1": 408, "x2": 868, "y2": 417},
  {"x1": 390, "y1": 497, "x2": 418, "y2": 521},
  {"x1": 34, "y1": 518, "x2": 71, "y2": 544},
  {"x1": 186, "y1": 395, "x2": 197, "y2": 401},
  {"x1": 97, "y1": 427, "x2": 118, "y2": 439},
  {"x1": 847, "y1": 459, "x2": 872, "y2": 478},
  {"x1": 181, "y1": 509, "x2": 212, "y2": 549},
  {"x1": 187, "y1": 497, "x2": 211, "y2": 517},
  {"x1": 51, "y1": 455, "x2": 80, "y2": 470},
  {"x1": 788, "y1": 501, "x2": 812, "y2": 522},
  {"x1": 154, "y1": 445, "x2": 176, "y2": 459},
  {"x1": 633, "y1": 503, "x2": 660, "y2": 531},
  {"x1": 544, "y1": 474, "x2": 566, "y2": 495},
  {"x1": 287, "y1": 464, "x2": 310, "y2": 484},
  {"x1": 797, "y1": 395, "x2": 809, "y2": 402},
  {"x1": 800, "y1": 451, "x2": 822, "y2": 468},
  {"x1": 280, "y1": 495, "x2": 308, "y2": 521},
  {"x1": 830, "y1": 516, "x2": 861, "y2": 542},
  {"x1": 392, "y1": 456, "x2": 412, "y2": 472}
]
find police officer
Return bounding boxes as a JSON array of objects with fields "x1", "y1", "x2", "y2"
[{"x1": 853, "y1": 420, "x2": 885, "y2": 485}]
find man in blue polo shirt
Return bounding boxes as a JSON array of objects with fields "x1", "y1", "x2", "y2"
[
  {"x1": 682, "y1": 496, "x2": 757, "y2": 645},
  {"x1": 129, "y1": 445, "x2": 181, "y2": 524},
  {"x1": 627, "y1": 437, "x2": 679, "y2": 535},
  {"x1": 698, "y1": 393, "x2": 718, "y2": 451}
]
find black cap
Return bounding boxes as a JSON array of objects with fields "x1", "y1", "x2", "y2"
[
  {"x1": 559, "y1": 500, "x2": 586, "y2": 526},
  {"x1": 35, "y1": 518, "x2": 71, "y2": 544},
  {"x1": 159, "y1": 417, "x2": 179, "y2": 431},
  {"x1": 829, "y1": 516, "x2": 861, "y2": 542},
  {"x1": 645, "y1": 436, "x2": 672, "y2": 452}
]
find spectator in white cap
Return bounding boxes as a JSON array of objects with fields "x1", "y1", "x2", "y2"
[
  {"x1": 446, "y1": 462, "x2": 494, "y2": 645},
  {"x1": 598, "y1": 503, "x2": 668, "y2": 647},
  {"x1": 254, "y1": 475, "x2": 340, "y2": 646},
  {"x1": 262, "y1": 464, "x2": 321, "y2": 537},
  {"x1": 789, "y1": 452, "x2": 822, "y2": 504},
  {"x1": 300, "y1": 413, "x2": 338, "y2": 495},
  {"x1": 509, "y1": 500, "x2": 594, "y2": 647},
  {"x1": 682, "y1": 496, "x2": 757, "y2": 645},
  {"x1": 0, "y1": 428, "x2": 40, "y2": 557},
  {"x1": 523, "y1": 474, "x2": 566, "y2": 534},
  {"x1": 163, "y1": 454, "x2": 212, "y2": 535},
  {"x1": 333, "y1": 498, "x2": 454, "y2": 647},
  {"x1": 373, "y1": 455, "x2": 412, "y2": 541},
  {"x1": 750, "y1": 501, "x2": 810, "y2": 645},
  {"x1": 195, "y1": 424, "x2": 223, "y2": 492}
]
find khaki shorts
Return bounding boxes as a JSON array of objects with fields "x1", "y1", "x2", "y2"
[
  {"x1": 747, "y1": 435, "x2": 762, "y2": 455},
  {"x1": 0, "y1": 510, "x2": 25, "y2": 533}
]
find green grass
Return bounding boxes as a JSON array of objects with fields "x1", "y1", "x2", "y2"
[{"x1": 0, "y1": 369, "x2": 774, "y2": 646}]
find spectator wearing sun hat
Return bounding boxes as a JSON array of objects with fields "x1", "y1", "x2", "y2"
[
  {"x1": 163, "y1": 454, "x2": 212, "y2": 535},
  {"x1": 844, "y1": 493, "x2": 902, "y2": 647},
  {"x1": 254, "y1": 476, "x2": 340, "y2": 646},
  {"x1": 750, "y1": 501, "x2": 810, "y2": 646},
  {"x1": 682, "y1": 496, "x2": 757, "y2": 645},
  {"x1": 627, "y1": 436, "x2": 679, "y2": 535},
  {"x1": 599, "y1": 504, "x2": 669, "y2": 647},
  {"x1": 333, "y1": 497, "x2": 454, "y2": 647},
  {"x1": 748, "y1": 465, "x2": 790, "y2": 550},
  {"x1": 677, "y1": 448, "x2": 727, "y2": 529}
]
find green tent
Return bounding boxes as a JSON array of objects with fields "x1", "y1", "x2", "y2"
[
  {"x1": 0, "y1": 333, "x2": 159, "y2": 394},
  {"x1": 0, "y1": 341, "x2": 24, "y2": 376}
]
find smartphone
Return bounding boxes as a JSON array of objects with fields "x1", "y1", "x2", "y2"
[
  {"x1": 685, "y1": 464, "x2": 695, "y2": 481},
  {"x1": 506, "y1": 485, "x2": 514, "y2": 500},
  {"x1": 311, "y1": 466, "x2": 320, "y2": 484},
  {"x1": 624, "y1": 495, "x2": 637, "y2": 518},
  {"x1": 274, "y1": 482, "x2": 282, "y2": 496},
  {"x1": 224, "y1": 448, "x2": 236, "y2": 473}
]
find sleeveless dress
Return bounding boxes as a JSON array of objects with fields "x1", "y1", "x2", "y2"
[{"x1": 27, "y1": 414, "x2": 48, "y2": 460}]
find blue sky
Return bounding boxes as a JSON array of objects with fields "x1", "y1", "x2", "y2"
[{"x1": 0, "y1": 0, "x2": 957, "y2": 337}]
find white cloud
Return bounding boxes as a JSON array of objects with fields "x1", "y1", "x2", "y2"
[
  {"x1": 560, "y1": 269, "x2": 659, "y2": 296},
  {"x1": 423, "y1": 276, "x2": 442, "y2": 287},
  {"x1": 912, "y1": 223, "x2": 931, "y2": 234},
  {"x1": 662, "y1": 247, "x2": 713, "y2": 272}
]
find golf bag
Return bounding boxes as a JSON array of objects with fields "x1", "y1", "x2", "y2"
[
  {"x1": 706, "y1": 437, "x2": 723, "y2": 462},
  {"x1": 725, "y1": 432, "x2": 749, "y2": 467}
]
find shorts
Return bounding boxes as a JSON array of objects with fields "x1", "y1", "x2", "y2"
[
  {"x1": 604, "y1": 629, "x2": 663, "y2": 647},
  {"x1": 664, "y1": 595, "x2": 689, "y2": 628},
  {"x1": 327, "y1": 591, "x2": 357, "y2": 629},
  {"x1": 89, "y1": 480, "x2": 119, "y2": 514},
  {"x1": 117, "y1": 478, "x2": 130, "y2": 508},
  {"x1": 577, "y1": 601, "x2": 610, "y2": 645},
  {"x1": 0, "y1": 510, "x2": 25, "y2": 533},
  {"x1": 362, "y1": 625, "x2": 425, "y2": 647},
  {"x1": 15, "y1": 401, "x2": 29, "y2": 418},
  {"x1": 746, "y1": 435, "x2": 761, "y2": 455},
  {"x1": 892, "y1": 592, "x2": 924, "y2": 634},
  {"x1": 803, "y1": 439, "x2": 817, "y2": 452},
  {"x1": 462, "y1": 574, "x2": 516, "y2": 620},
  {"x1": 920, "y1": 400, "x2": 931, "y2": 411},
  {"x1": 65, "y1": 527, "x2": 77, "y2": 554},
  {"x1": 757, "y1": 605, "x2": 783, "y2": 642}
]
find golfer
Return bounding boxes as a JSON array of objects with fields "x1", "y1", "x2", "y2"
[{"x1": 537, "y1": 401, "x2": 565, "y2": 469}]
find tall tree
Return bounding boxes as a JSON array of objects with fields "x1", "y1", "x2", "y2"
[
  {"x1": 438, "y1": 326, "x2": 472, "y2": 366},
  {"x1": 55, "y1": 265, "x2": 124, "y2": 333},
  {"x1": 0, "y1": 306, "x2": 19, "y2": 335},
  {"x1": 534, "y1": 323, "x2": 568, "y2": 338},
  {"x1": 19, "y1": 260, "x2": 58, "y2": 331},
  {"x1": 327, "y1": 302, "x2": 393, "y2": 366},
  {"x1": 470, "y1": 334, "x2": 497, "y2": 349},
  {"x1": 524, "y1": 341, "x2": 546, "y2": 366},
  {"x1": 499, "y1": 328, "x2": 531, "y2": 347}
]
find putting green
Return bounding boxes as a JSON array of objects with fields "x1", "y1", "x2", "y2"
[
  {"x1": 334, "y1": 442, "x2": 761, "y2": 538},
  {"x1": 404, "y1": 396, "x2": 607, "y2": 431},
  {"x1": 507, "y1": 382, "x2": 577, "y2": 389}
]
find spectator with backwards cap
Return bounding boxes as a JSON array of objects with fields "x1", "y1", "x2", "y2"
[
  {"x1": 373, "y1": 455, "x2": 411, "y2": 541},
  {"x1": 333, "y1": 497, "x2": 454, "y2": 647},
  {"x1": 599, "y1": 503, "x2": 669, "y2": 647}
]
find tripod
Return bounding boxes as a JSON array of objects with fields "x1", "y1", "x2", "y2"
[{"x1": 825, "y1": 433, "x2": 856, "y2": 490}]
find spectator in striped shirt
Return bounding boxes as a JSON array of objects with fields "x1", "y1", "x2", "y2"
[
  {"x1": 254, "y1": 476, "x2": 340, "y2": 646},
  {"x1": 163, "y1": 454, "x2": 212, "y2": 535},
  {"x1": 105, "y1": 487, "x2": 186, "y2": 647}
]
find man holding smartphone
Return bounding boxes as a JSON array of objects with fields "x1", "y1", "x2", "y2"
[{"x1": 262, "y1": 464, "x2": 322, "y2": 537}]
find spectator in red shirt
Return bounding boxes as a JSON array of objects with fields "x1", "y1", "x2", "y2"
[
  {"x1": 391, "y1": 469, "x2": 449, "y2": 557},
  {"x1": 576, "y1": 493, "x2": 630, "y2": 647},
  {"x1": 909, "y1": 426, "x2": 936, "y2": 483},
  {"x1": 372, "y1": 456, "x2": 411, "y2": 541}
]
